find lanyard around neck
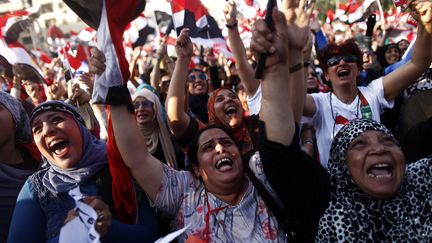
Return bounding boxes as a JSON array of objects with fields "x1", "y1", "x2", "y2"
[{"x1": 331, "y1": 90, "x2": 372, "y2": 136}]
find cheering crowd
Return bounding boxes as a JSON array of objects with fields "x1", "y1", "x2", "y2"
[{"x1": 0, "y1": 0, "x2": 431, "y2": 242}]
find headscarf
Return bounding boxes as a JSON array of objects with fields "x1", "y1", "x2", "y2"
[
  {"x1": 207, "y1": 87, "x2": 253, "y2": 155},
  {"x1": 0, "y1": 91, "x2": 32, "y2": 144},
  {"x1": 31, "y1": 101, "x2": 108, "y2": 194},
  {"x1": 132, "y1": 88, "x2": 177, "y2": 169},
  {"x1": 136, "y1": 83, "x2": 167, "y2": 121},
  {"x1": 377, "y1": 43, "x2": 401, "y2": 68},
  {"x1": 317, "y1": 118, "x2": 432, "y2": 242}
]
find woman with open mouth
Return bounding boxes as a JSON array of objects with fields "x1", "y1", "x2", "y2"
[
  {"x1": 103, "y1": 3, "x2": 324, "y2": 240},
  {"x1": 250, "y1": 0, "x2": 432, "y2": 241},
  {"x1": 315, "y1": 118, "x2": 431, "y2": 241},
  {"x1": 299, "y1": 0, "x2": 432, "y2": 170},
  {"x1": 7, "y1": 101, "x2": 160, "y2": 242},
  {"x1": 164, "y1": 2, "x2": 260, "y2": 160},
  {"x1": 132, "y1": 87, "x2": 185, "y2": 170}
]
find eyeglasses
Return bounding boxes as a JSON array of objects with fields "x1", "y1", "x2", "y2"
[
  {"x1": 188, "y1": 73, "x2": 207, "y2": 82},
  {"x1": 133, "y1": 100, "x2": 153, "y2": 109},
  {"x1": 326, "y1": 55, "x2": 358, "y2": 67}
]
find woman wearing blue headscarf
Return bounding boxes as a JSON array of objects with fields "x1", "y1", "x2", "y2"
[{"x1": 7, "y1": 101, "x2": 159, "y2": 243}]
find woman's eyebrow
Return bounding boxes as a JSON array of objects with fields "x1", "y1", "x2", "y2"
[
  {"x1": 199, "y1": 139, "x2": 214, "y2": 149},
  {"x1": 199, "y1": 136, "x2": 230, "y2": 147}
]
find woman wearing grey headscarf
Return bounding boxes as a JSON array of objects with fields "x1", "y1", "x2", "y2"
[
  {"x1": 317, "y1": 118, "x2": 431, "y2": 242},
  {"x1": 0, "y1": 91, "x2": 40, "y2": 242}
]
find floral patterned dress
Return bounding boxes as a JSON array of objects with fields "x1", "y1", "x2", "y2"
[{"x1": 152, "y1": 152, "x2": 287, "y2": 243}]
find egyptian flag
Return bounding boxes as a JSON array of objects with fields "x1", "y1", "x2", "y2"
[
  {"x1": 77, "y1": 27, "x2": 97, "y2": 43},
  {"x1": 171, "y1": 0, "x2": 232, "y2": 57},
  {"x1": 0, "y1": 10, "x2": 32, "y2": 44},
  {"x1": 154, "y1": 10, "x2": 172, "y2": 35},
  {"x1": 6, "y1": 42, "x2": 46, "y2": 83},
  {"x1": 59, "y1": 41, "x2": 90, "y2": 73},
  {"x1": 235, "y1": 0, "x2": 267, "y2": 19},
  {"x1": 31, "y1": 48, "x2": 53, "y2": 66},
  {"x1": 124, "y1": 14, "x2": 156, "y2": 49},
  {"x1": 63, "y1": 0, "x2": 146, "y2": 224},
  {"x1": 0, "y1": 11, "x2": 30, "y2": 62},
  {"x1": 335, "y1": 0, "x2": 376, "y2": 24},
  {"x1": 154, "y1": 12, "x2": 176, "y2": 46},
  {"x1": 150, "y1": 0, "x2": 176, "y2": 46}
]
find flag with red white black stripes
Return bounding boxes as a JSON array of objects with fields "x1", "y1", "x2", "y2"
[
  {"x1": 170, "y1": 0, "x2": 232, "y2": 57},
  {"x1": 63, "y1": 0, "x2": 146, "y2": 224}
]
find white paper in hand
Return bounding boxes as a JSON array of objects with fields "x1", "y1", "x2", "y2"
[
  {"x1": 59, "y1": 186, "x2": 101, "y2": 243},
  {"x1": 59, "y1": 217, "x2": 88, "y2": 243},
  {"x1": 154, "y1": 223, "x2": 191, "y2": 243}
]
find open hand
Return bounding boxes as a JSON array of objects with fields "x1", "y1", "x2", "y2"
[{"x1": 282, "y1": 0, "x2": 315, "y2": 51}]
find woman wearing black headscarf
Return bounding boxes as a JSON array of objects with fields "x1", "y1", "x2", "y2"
[
  {"x1": 377, "y1": 43, "x2": 402, "y2": 69},
  {"x1": 316, "y1": 118, "x2": 431, "y2": 241},
  {"x1": 251, "y1": 0, "x2": 432, "y2": 240}
]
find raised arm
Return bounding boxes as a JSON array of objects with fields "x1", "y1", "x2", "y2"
[
  {"x1": 149, "y1": 43, "x2": 169, "y2": 92},
  {"x1": 165, "y1": 29, "x2": 193, "y2": 138},
  {"x1": 251, "y1": 3, "x2": 331, "y2": 240},
  {"x1": 223, "y1": 0, "x2": 260, "y2": 97},
  {"x1": 89, "y1": 48, "x2": 162, "y2": 202},
  {"x1": 251, "y1": 8, "x2": 294, "y2": 146},
  {"x1": 110, "y1": 106, "x2": 163, "y2": 203},
  {"x1": 128, "y1": 47, "x2": 142, "y2": 88},
  {"x1": 282, "y1": 0, "x2": 315, "y2": 124},
  {"x1": 382, "y1": 1, "x2": 432, "y2": 100}
]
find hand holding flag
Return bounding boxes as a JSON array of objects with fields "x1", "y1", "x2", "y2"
[
  {"x1": 64, "y1": 0, "x2": 147, "y2": 224},
  {"x1": 250, "y1": 8, "x2": 289, "y2": 69}
]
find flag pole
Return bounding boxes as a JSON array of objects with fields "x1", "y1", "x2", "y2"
[
  {"x1": 60, "y1": 39, "x2": 75, "y2": 81},
  {"x1": 151, "y1": 11, "x2": 161, "y2": 39},
  {"x1": 375, "y1": 0, "x2": 386, "y2": 38},
  {"x1": 254, "y1": 0, "x2": 276, "y2": 79}
]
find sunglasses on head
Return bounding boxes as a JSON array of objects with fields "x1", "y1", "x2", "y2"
[
  {"x1": 133, "y1": 100, "x2": 153, "y2": 109},
  {"x1": 188, "y1": 73, "x2": 207, "y2": 82},
  {"x1": 326, "y1": 55, "x2": 358, "y2": 67}
]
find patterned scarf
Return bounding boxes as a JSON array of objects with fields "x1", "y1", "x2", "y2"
[
  {"x1": 31, "y1": 101, "x2": 108, "y2": 194},
  {"x1": 207, "y1": 87, "x2": 253, "y2": 155},
  {"x1": 317, "y1": 118, "x2": 432, "y2": 242}
]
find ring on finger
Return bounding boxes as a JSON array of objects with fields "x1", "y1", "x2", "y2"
[{"x1": 97, "y1": 212, "x2": 106, "y2": 222}]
